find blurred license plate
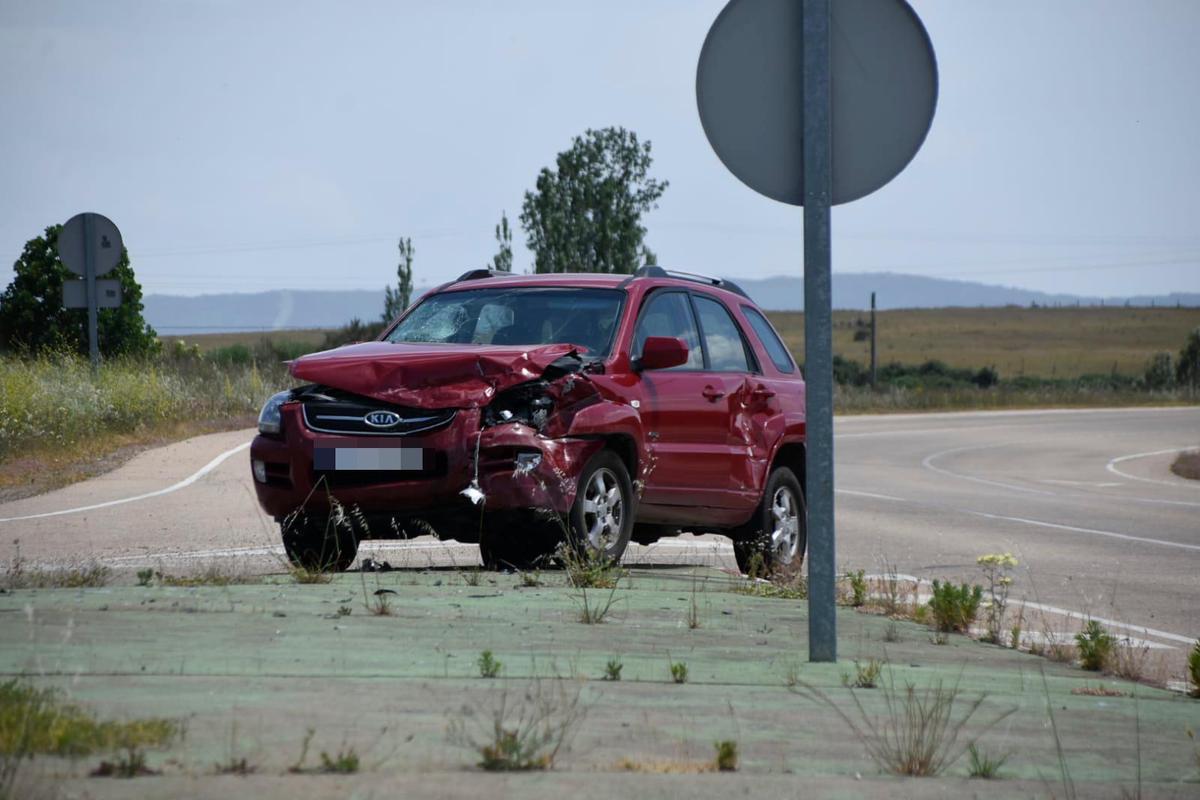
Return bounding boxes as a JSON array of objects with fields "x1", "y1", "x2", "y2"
[{"x1": 314, "y1": 447, "x2": 425, "y2": 471}]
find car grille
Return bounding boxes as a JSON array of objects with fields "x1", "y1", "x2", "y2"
[{"x1": 301, "y1": 396, "x2": 456, "y2": 437}]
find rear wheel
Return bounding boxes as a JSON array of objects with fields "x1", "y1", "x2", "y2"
[
  {"x1": 281, "y1": 513, "x2": 358, "y2": 572},
  {"x1": 733, "y1": 467, "x2": 806, "y2": 578}
]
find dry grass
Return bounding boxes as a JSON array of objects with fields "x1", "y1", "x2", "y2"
[
  {"x1": 793, "y1": 667, "x2": 1015, "y2": 777},
  {"x1": 153, "y1": 564, "x2": 260, "y2": 587},
  {"x1": 767, "y1": 306, "x2": 1200, "y2": 380},
  {"x1": 3, "y1": 544, "x2": 110, "y2": 590},
  {"x1": 448, "y1": 681, "x2": 586, "y2": 771},
  {"x1": 1070, "y1": 684, "x2": 1127, "y2": 697},
  {"x1": 1171, "y1": 450, "x2": 1200, "y2": 481},
  {"x1": 615, "y1": 758, "x2": 715, "y2": 774}
]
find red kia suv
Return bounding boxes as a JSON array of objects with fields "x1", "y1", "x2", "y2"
[{"x1": 250, "y1": 267, "x2": 807, "y2": 574}]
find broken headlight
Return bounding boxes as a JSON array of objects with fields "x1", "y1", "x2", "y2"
[
  {"x1": 257, "y1": 390, "x2": 293, "y2": 435},
  {"x1": 484, "y1": 381, "x2": 554, "y2": 429}
]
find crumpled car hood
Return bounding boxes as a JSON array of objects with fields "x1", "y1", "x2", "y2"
[{"x1": 289, "y1": 341, "x2": 584, "y2": 408}]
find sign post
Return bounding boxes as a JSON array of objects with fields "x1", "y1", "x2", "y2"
[
  {"x1": 57, "y1": 212, "x2": 124, "y2": 368},
  {"x1": 696, "y1": 0, "x2": 937, "y2": 662},
  {"x1": 801, "y1": 0, "x2": 836, "y2": 662}
]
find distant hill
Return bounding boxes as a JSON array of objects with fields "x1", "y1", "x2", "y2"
[
  {"x1": 731, "y1": 273, "x2": 1200, "y2": 311},
  {"x1": 142, "y1": 273, "x2": 1200, "y2": 334}
]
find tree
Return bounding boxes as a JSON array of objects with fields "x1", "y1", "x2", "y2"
[
  {"x1": 488, "y1": 211, "x2": 513, "y2": 272},
  {"x1": 382, "y1": 237, "x2": 415, "y2": 323},
  {"x1": 1177, "y1": 327, "x2": 1200, "y2": 389},
  {"x1": 0, "y1": 225, "x2": 157, "y2": 357},
  {"x1": 520, "y1": 127, "x2": 668, "y2": 274}
]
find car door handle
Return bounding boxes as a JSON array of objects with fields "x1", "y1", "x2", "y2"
[
  {"x1": 751, "y1": 384, "x2": 776, "y2": 399},
  {"x1": 702, "y1": 386, "x2": 725, "y2": 401}
]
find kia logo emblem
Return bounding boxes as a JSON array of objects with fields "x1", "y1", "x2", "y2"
[{"x1": 363, "y1": 410, "x2": 402, "y2": 428}]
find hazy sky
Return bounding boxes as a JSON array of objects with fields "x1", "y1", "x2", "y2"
[{"x1": 2, "y1": 0, "x2": 1199, "y2": 299}]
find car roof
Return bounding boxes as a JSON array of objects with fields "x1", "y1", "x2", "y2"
[{"x1": 437, "y1": 269, "x2": 755, "y2": 306}]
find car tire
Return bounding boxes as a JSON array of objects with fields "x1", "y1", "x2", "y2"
[
  {"x1": 478, "y1": 511, "x2": 555, "y2": 571},
  {"x1": 281, "y1": 513, "x2": 358, "y2": 572},
  {"x1": 733, "y1": 467, "x2": 806, "y2": 578},
  {"x1": 567, "y1": 450, "x2": 634, "y2": 563}
]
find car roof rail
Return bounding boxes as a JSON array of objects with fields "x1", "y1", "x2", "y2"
[
  {"x1": 624, "y1": 265, "x2": 750, "y2": 299},
  {"x1": 455, "y1": 268, "x2": 511, "y2": 282}
]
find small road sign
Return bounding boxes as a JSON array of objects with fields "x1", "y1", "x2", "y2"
[
  {"x1": 63, "y1": 279, "x2": 122, "y2": 310},
  {"x1": 56, "y1": 212, "x2": 125, "y2": 367},
  {"x1": 58, "y1": 212, "x2": 123, "y2": 277}
]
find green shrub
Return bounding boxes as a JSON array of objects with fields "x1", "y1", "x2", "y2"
[
  {"x1": 1189, "y1": 640, "x2": 1200, "y2": 698},
  {"x1": 928, "y1": 580, "x2": 983, "y2": 634},
  {"x1": 714, "y1": 740, "x2": 738, "y2": 771},
  {"x1": 1075, "y1": 620, "x2": 1116, "y2": 671},
  {"x1": 478, "y1": 650, "x2": 502, "y2": 678}
]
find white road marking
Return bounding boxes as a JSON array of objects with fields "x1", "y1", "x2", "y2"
[
  {"x1": 838, "y1": 484, "x2": 1200, "y2": 553},
  {"x1": 921, "y1": 443, "x2": 1057, "y2": 497},
  {"x1": 0, "y1": 441, "x2": 252, "y2": 523},
  {"x1": 836, "y1": 488, "x2": 908, "y2": 502},
  {"x1": 1106, "y1": 447, "x2": 1197, "y2": 488},
  {"x1": 958, "y1": 508, "x2": 1200, "y2": 552},
  {"x1": 1039, "y1": 479, "x2": 1123, "y2": 487}
]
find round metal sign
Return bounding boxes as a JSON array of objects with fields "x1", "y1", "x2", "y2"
[
  {"x1": 697, "y1": 0, "x2": 937, "y2": 206},
  {"x1": 57, "y1": 212, "x2": 124, "y2": 277}
]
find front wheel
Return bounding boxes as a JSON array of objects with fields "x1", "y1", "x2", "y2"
[
  {"x1": 567, "y1": 450, "x2": 633, "y2": 563},
  {"x1": 281, "y1": 513, "x2": 358, "y2": 572},
  {"x1": 733, "y1": 467, "x2": 806, "y2": 578}
]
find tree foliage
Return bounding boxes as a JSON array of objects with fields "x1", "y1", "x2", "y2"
[
  {"x1": 0, "y1": 225, "x2": 157, "y2": 357},
  {"x1": 489, "y1": 211, "x2": 513, "y2": 272},
  {"x1": 382, "y1": 237, "x2": 415, "y2": 323},
  {"x1": 1177, "y1": 327, "x2": 1200, "y2": 389},
  {"x1": 520, "y1": 127, "x2": 667, "y2": 275}
]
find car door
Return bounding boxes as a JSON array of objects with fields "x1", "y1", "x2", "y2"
[
  {"x1": 633, "y1": 290, "x2": 741, "y2": 509},
  {"x1": 690, "y1": 293, "x2": 773, "y2": 505}
]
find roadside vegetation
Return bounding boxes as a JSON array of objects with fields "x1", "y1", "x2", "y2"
[{"x1": 0, "y1": 344, "x2": 294, "y2": 498}]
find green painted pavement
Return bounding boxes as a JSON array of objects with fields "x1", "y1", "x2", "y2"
[{"x1": 2, "y1": 567, "x2": 1197, "y2": 798}]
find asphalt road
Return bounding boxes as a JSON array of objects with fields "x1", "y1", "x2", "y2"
[{"x1": 3, "y1": 406, "x2": 1197, "y2": 666}]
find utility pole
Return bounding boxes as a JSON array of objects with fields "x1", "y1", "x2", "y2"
[{"x1": 870, "y1": 291, "x2": 877, "y2": 389}]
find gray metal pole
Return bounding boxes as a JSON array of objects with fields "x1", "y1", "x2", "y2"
[
  {"x1": 870, "y1": 291, "x2": 877, "y2": 389},
  {"x1": 83, "y1": 213, "x2": 99, "y2": 369},
  {"x1": 802, "y1": 0, "x2": 835, "y2": 663}
]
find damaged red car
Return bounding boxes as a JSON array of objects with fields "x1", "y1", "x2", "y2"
[{"x1": 249, "y1": 267, "x2": 807, "y2": 574}]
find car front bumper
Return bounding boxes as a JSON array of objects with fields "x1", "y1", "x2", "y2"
[{"x1": 249, "y1": 403, "x2": 603, "y2": 533}]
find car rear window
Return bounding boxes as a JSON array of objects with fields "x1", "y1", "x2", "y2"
[
  {"x1": 741, "y1": 306, "x2": 795, "y2": 373},
  {"x1": 693, "y1": 295, "x2": 752, "y2": 372},
  {"x1": 386, "y1": 287, "x2": 624, "y2": 357}
]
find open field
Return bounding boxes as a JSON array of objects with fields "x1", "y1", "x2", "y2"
[
  {"x1": 162, "y1": 306, "x2": 1200, "y2": 379},
  {"x1": 770, "y1": 306, "x2": 1200, "y2": 379},
  {"x1": 2, "y1": 566, "x2": 1197, "y2": 798},
  {"x1": 158, "y1": 328, "x2": 328, "y2": 354}
]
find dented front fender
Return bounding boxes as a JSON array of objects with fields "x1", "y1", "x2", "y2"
[{"x1": 475, "y1": 424, "x2": 606, "y2": 514}]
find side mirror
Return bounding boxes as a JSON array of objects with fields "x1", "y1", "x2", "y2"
[{"x1": 638, "y1": 336, "x2": 689, "y2": 371}]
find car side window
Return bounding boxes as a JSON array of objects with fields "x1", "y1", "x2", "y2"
[
  {"x1": 741, "y1": 306, "x2": 795, "y2": 373},
  {"x1": 632, "y1": 291, "x2": 704, "y2": 370},
  {"x1": 693, "y1": 295, "x2": 752, "y2": 372}
]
